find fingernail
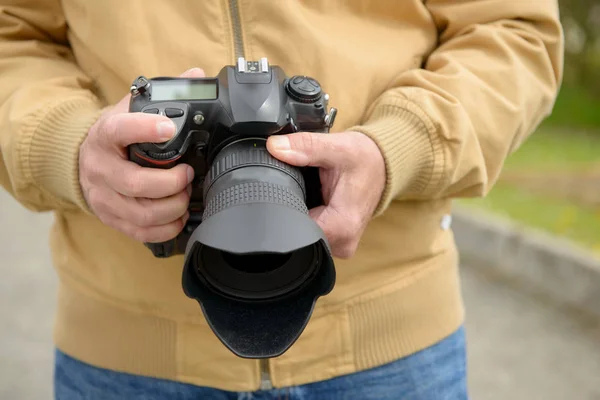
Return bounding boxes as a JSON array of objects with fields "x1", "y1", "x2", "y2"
[
  {"x1": 187, "y1": 166, "x2": 195, "y2": 184},
  {"x1": 181, "y1": 67, "x2": 204, "y2": 76},
  {"x1": 270, "y1": 135, "x2": 291, "y2": 151},
  {"x1": 157, "y1": 121, "x2": 176, "y2": 141}
]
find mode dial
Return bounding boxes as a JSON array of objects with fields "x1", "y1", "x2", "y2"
[{"x1": 286, "y1": 76, "x2": 322, "y2": 103}]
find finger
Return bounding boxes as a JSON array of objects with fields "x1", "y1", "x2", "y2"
[
  {"x1": 266, "y1": 132, "x2": 350, "y2": 168},
  {"x1": 92, "y1": 187, "x2": 190, "y2": 227},
  {"x1": 309, "y1": 206, "x2": 346, "y2": 246},
  {"x1": 179, "y1": 67, "x2": 206, "y2": 78},
  {"x1": 108, "y1": 162, "x2": 194, "y2": 199},
  {"x1": 308, "y1": 205, "x2": 329, "y2": 232},
  {"x1": 132, "y1": 190, "x2": 190, "y2": 226},
  {"x1": 106, "y1": 212, "x2": 190, "y2": 244},
  {"x1": 98, "y1": 112, "x2": 178, "y2": 148},
  {"x1": 309, "y1": 205, "x2": 362, "y2": 258}
]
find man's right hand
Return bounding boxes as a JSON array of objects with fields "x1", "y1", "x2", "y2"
[{"x1": 79, "y1": 68, "x2": 205, "y2": 243}]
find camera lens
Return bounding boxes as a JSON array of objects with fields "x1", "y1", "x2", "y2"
[
  {"x1": 221, "y1": 251, "x2": 291, "y2": 273},
  {"x1": 181, "y1": 137, "x2": 335, "y2": 358},
  {"x1": 197, "y1": 138, "x2": 314, "y2": 298},
  {"x1": 195, "y1": 242, "x2": 320, "y2": 301}
]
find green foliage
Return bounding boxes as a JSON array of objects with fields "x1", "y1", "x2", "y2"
[
  {"x1": 460, "y1": 183, "x2": 600, "y2": 255},
  {"x1": 559, "y1": 0, "x2": 600, "y2": 96},
  {"x1": 542, "y1": 85, "x2": 600, "y2": 129},
  {"x1": 506, "y1": 128, "x2": 600, "y2": 170}
]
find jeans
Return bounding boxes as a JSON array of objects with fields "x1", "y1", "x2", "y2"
[{"x1": 54, "y1": 326, "x2": 468, "y2": 400}]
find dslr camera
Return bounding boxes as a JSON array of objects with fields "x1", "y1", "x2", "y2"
[{"x1": 128, "y1": 58, "x2": 337, "y2": 358}]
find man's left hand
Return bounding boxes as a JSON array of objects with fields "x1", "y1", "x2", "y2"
[{"x1": 267, "y1": 131, "x2": 386, "y2": 259}]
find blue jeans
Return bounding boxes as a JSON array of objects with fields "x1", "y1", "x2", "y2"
[{"x1": 54, "y1": 326, "x2": 468, "y2": 400}]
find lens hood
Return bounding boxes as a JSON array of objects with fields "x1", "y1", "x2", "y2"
[{"x1": 182, "y1": 202, "x2": 335, "y2": 358}]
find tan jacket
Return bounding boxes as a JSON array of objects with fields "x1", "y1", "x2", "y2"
[{"x1": 0, "y1": 0, "x2": 563, "y2": 391}]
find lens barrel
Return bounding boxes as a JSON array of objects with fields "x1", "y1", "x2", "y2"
[{"x1": 181, "y1": 137, "x2": 335, "y2": 358}]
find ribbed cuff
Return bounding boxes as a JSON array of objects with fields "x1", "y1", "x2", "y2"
[
  {"x1": 348, "y1": 97, "x2": 445, "y2": 216},
  {"x1": 23, "y1": 96, "x2": 104, "y2": 213}
]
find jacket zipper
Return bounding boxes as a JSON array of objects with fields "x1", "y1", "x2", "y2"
[
  {"x1": 229, "y1": 0, "x2": 245, "y2": 59},
  {"x1": 228, "y1": 1, "x2": 272, "y2": 389},
  {"x1": 259, "y1": 358, "x2": 273, "y2": 390}
]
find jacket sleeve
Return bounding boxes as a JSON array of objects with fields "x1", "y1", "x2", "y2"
[
  {"x1": 0, "y1": 1, "x2": 105, "y2": 213},
  {"x1": 348, "y1": 0, "x2": 564, "y2": 216}
]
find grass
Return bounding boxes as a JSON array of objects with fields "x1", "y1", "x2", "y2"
[{"x1": 460, "y1": 183, "x2": 600, "y2": 255}]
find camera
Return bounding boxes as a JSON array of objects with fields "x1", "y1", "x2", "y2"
[{"x1": 127, "y1": 58, "x2": 337, "y2": 358}]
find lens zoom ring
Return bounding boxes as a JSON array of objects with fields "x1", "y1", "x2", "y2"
[
  {"x1": 203, "y1": 181, "x2": 308, "y2": 220},
  {"x1": 207, "y1": 148, "x2": 304, "y2": 189}
]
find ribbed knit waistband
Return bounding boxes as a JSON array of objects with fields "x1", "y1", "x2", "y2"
[{"x1": 53, "y1": 256, "x2": 464, "y2": 392}]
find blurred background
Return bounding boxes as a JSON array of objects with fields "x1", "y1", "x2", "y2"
[
  {"x1": 461, "y1": 0, "x2": 600, "y2": 254},
  {"x1": 1, "y1": 1, "x2": 600, "y2": 399}
]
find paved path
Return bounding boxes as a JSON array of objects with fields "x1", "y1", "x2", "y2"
[{"x1": 1, "y1": 189, "x2": 599, "y2": 399}]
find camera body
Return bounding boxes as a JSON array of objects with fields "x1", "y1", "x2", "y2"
[
  {"x1": 127, "y1": 58, "x2": 338, "y2": 359},
  {"x1": 128, "y1": 58, "x2": 337, "y2": 258}
]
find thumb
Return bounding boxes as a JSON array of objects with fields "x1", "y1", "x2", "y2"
[
  {"x1": 266, "y1": 132, "x2": 346, "y2": 168},
  {"x1": 180, "y1": 67, "x2": 206, "y2": 78}
]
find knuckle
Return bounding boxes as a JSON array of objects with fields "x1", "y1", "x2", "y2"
[
  {"x1": 332, "y1": 237, "x2": 358, "y2": 259},
  {"x1": 130, "y1": 227, "x2": 148, "y2": 243},
  {"x1": 173, "y1": 168, "x2": 189, "y2": 191},
  {"x1": 155, "y1": 225, "x2": 179, "y2": 243},
  {"x1": 298, "y1": 132, "x2": 315, "y2": 151},
  {"x1": 288, "y1": 132, "x2": 314, "y2": 154},
  {"x1": 167, "y1": 219, "x2": 185, "y2": 240},
  {"x1": 133, "y1": 206, "x2": 154, "y2": 227},
  {"x1": 338, "y1": 228, "x2": 356, "y2": 246},
  {"x1": 335, "y1": 248, "x2": 349, "y2": 259},
  {"x1": 131, "y1": 221, "x2": 183, "y2": 244},
  {"x1": 338, "y1": 243, "x2": 357, "y2": 259},
  {"x1": 86, "y1": 120, "x2": 103, "y2": 142},
  {"x1": 172, "y1": 218, "x2": 186, "y2": 235},
  {"x1": 87, "y1": 187, "x2": 106, "y2": 210},
  {"x1": 332, "y1": 228, "x2": 360, "y2": 257},
  {"x1": 100, "y1": 114, "x2": 119, "y2": 139},
  {"x1": 97, "y1": 213, "x2": 119, "y2": 231},
  {"x1": 123, "y1": 171, "x2": 144, "y2": 196},
  {"x1": 332, "y1": 212, "x2": 361, "y2": 243},
  {"x1": 91, "y1": 204, "x2": 117, "y2": 228},
  {"x1": 176, "y1": 189, "x2": 191, "y2": 210},
  {"x1": 97, "y1": 213, "x2": 113, "y2": 227},
  {"x1": 81, "y1": 153, "x2": 102, "y2": 181}
]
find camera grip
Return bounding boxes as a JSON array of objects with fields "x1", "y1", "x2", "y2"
[{"x1": 127, "y1": 143, "x2": 184, "y2": 258}]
